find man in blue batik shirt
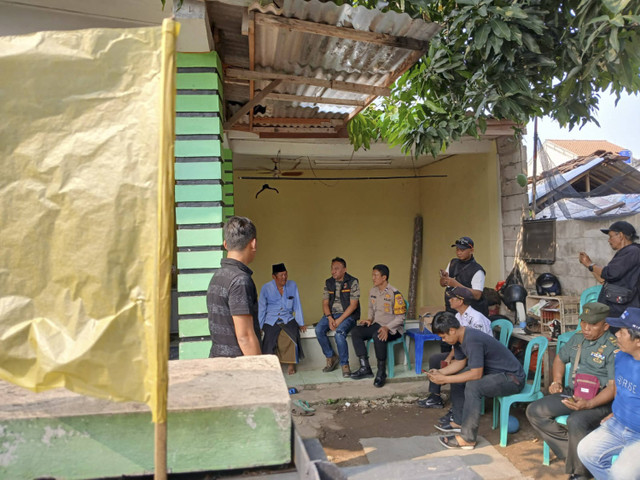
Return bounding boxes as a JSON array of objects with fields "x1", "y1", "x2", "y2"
[{"x1": 259, "y1": 263, "x2": 306, "y2": 375}]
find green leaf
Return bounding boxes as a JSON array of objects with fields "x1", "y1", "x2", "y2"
[
  {"x1": 610, "y1": 27, "x2": 620, "y2": 53},
  {"x1": 475, "y1": 24, "x2": 491, "y2": 48},
  {"x1": 490, "y1": 19, "x2": 511, "y2": 40},
  {"x1": 602, "y1": 0, "x2": 631, "y2": 15},
  {"x1": 522, "y1": 32, "x2": 541, "y2": 54}
]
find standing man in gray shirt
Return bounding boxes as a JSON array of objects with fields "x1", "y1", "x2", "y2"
[{"x1": 206, "y1": 216, "x2": 261, "y2": 357}]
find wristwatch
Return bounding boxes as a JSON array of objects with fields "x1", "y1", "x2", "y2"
[{"x1": 588, "y1": 263, "x2": 595, "y2": 272}]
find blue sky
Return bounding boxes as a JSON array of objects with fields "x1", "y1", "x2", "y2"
[{"x1": 523, "y1": 90, "x2": 640, "y2": 160}]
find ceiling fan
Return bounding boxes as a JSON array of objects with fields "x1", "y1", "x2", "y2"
[{"x1": 257, "y1": 151, "x2": 304, "y2": 178}]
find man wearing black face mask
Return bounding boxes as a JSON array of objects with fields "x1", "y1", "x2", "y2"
[{"x1": 440, "y1": 237, "x2": 488, "y2": 316}]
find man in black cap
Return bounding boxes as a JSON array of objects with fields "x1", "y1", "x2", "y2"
[
  {"x1": 579, "y1": 220, "x2": 640, "y2": 318},
  {"x1": 440, "y1": 236, "x2": 488, "y2": 316},
  {"x1": 258, "y1": 263, "x2": 306, "y2": 375},
  {"x1": 526, "y1": 302, "x2": 618, "y2": 480}
]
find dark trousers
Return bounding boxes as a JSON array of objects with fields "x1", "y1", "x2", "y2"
[
  {"x1": 526, "y1": 393, "x2": 612, "y2": 476},
  {"x1": 428, "y1": 352, "x2": 450, "y2": 395},
  {"x1": 351, "y1": 323, "x2": 401, "y2": 362},
  {"x1": 451, "y1": 371, "x2": 524, "y2": 443}
]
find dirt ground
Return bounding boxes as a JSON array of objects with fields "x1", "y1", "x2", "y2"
[{"x1": 293, "y1": 386, "x2": 569, "y2": 480}]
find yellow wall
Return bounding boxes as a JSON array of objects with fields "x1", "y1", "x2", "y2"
[
  {"x1": 234, "y1": 151, "x2": 503, "y2": 324},
  {"x1": 418, "y1": 148, "x2": 503, "y2": 307}
]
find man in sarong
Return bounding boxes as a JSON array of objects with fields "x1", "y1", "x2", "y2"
[{"x1": 259, "y1": 263, "x2": 306, "y2": 374}]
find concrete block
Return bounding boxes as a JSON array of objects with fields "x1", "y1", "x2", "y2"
[{"x1": 0, "y1": 357, "x2": 291, "y2": 479}]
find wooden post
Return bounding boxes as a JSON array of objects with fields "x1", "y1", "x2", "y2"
[
  {"x1": 155, "y1": 421, "x2": 167, "y2": 480},
  {"x1": 408, "y1": 215, "x2": 423, "y2": 319}
]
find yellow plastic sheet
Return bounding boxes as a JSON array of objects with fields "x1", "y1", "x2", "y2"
[{"x1": 0, "y1": 20, "x2": 177, "y2": 423}]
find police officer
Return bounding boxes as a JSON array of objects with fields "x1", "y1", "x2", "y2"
[
  {"x1": 440, "y1": 236, "x2": 488, "y2": 316},
  {"x1": 526, "y1": 302, "x2": 618, "y2": 480},
  {"x1": 350, "y1": 264, "x2": 406, "y2": 388}
]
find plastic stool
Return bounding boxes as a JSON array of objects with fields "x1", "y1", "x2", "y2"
[{"x1": 405, "y1": 328, "x2": 441, "y2": 374}]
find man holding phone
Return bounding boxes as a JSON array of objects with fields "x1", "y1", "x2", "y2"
[{"x1": 526, "y1": 303, "x2": 618, "y2": 480}]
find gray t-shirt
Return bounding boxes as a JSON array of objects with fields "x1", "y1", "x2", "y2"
[{"x1": 454, "y1": 327, "x2": 525, "y2": 380}]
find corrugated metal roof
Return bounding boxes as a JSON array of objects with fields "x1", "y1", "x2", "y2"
[{"x1": 207, "y1": 0, "x2": 439, "y2": 136}]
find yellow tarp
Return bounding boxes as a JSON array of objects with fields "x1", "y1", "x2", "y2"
[{"x1": 0, "y1": 20, "x2": 177, "y2": 423}]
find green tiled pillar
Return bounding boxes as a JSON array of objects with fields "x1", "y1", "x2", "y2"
[{"x1": 175, "y1": 52, "x2": 228, "y2": 359}]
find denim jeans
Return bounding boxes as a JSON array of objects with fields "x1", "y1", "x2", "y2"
[
  {"x1": 578, "y1": 415, "x2": 640, "y2": 480},
  {"x1": 315, "y1": 315, "x2": 356, "y2": 366},
  {"x1": 451, "y1": 371, "x2": 524, "y2": 443}
]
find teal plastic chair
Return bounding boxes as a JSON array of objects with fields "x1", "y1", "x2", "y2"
[
  {"x1": 366, "y1": 300, "x2": 411, "y2": 378},
  {"x1": 491, "y1": 319, "x2": 514, "y2": 346},
  {"x1": 580, "y1": 285, "x2": 602, "y2": 313},
  {"x1": 492, "y1": 336, "x2": 549, "y2": 447},
  {"x1": 481, "y1": 319, "x2": 514, "y2": 414}
]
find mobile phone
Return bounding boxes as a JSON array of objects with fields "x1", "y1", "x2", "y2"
[{"x1": 560, "y1": 394, "x2": 573, "y2": 399}]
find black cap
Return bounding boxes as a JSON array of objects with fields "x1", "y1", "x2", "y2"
[
  {"x1": 451, "y1": 237, "x2": 474, "y2": 249},
  {"x1": 272, "y1": 263, "x2": 286, "y2": 275},
  {"x1": 600, "y1": 221, "x2": 638, "y2": 240}
]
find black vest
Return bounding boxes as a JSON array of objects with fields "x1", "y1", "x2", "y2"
[
  {"x1": 326, "y1": 273, "x2": 361, "y2": 321},
  {"x1": 446, "y1": 257, "x2": 488, "y2": 316}
]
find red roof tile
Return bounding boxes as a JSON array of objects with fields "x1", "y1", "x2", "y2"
[{"x1": 546, "y1": 140, "x2": 626, "y2": 157}]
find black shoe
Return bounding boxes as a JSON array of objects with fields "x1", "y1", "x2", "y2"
[
  {"x1": 373, "y1": 361, "x2": 386, "y2": 388},
  {"x1": 438, "y1": 409, "x2": 454, "y2": 425},
  {"x1": 434, "y1": 421, "x2": 461, "y2": 433},
  {"x1": 350, "y1": 366, "x2": 373, "y2": 379},
  {"x1": 417, "y1": 394, "x2": 444, "y2": 409},
  {"x1": 351, "y1": 356, "x2": 374, "y2": 379}
]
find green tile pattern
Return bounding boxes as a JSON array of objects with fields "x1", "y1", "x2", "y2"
[
  {"x1": 177, "y1": 251, "x2": 222, "y2": 270},
  {"x1": 176, "y1": 52, "x2": 232, "y2": 359},
  {"x1": 179, "y1": 340, "x2": 212, "y2": 359},
  {"x1": 179, "y1": 317, "x2": 210, "y2": 337},
  {"x1": 175, "y1": 184, "x2": 222, "y2": 202},
  {"x1": 177, "y1": 228, "x2": 223, "y2": 247},
  {"x1": 178, "y1": 272, "x2": 215, "y2": 292}
]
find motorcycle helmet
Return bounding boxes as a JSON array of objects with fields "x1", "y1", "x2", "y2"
[
  {"x1": 535, "y1": 273, "x2": 561, "y2": 296},
  {"x1": 501, "y1": 284, "x2": 527, "y2": 312}
]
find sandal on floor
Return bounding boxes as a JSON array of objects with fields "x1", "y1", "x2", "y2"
[
  {"x1": 439, "y1": 435, "x2": 475, "y2": 450},
  {"x1": 291, "y1": 407, "x2": 314, "y2": 417},
  {"x1": 293, "y1": 399, "x2": 315, "y2": 412}
]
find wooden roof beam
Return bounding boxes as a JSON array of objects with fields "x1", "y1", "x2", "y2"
[
  {"x1": 254, "y1": 12, "x2": 427, "y2": 51},
  {"x1": 225, "y1": 68, "x2": 390, "y2": 97},
  {"x1": 268, "y1": 93, "x2": 365, "y2": 107},
  {"x1": 224, "y1": 79, "x2": 283, "y2": 129}
]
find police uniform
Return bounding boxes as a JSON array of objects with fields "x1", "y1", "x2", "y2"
[
  {"x1": 526, "y1": 311, "x2": 618, "y2": 477},
  {"x1": 351, "y1": 284, "x2": 406, "y2": 362}
]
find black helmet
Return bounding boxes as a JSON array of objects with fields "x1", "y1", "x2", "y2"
[
  {"x1": 501, "y1": 284, "x2": 527, "y2": 311},
  {"x1": 536, "y1": 273, "x2": 561, "y2": 296}
]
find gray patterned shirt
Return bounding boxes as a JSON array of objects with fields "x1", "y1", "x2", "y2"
[{"x1": 206, "y1": 258, "x2": 259, "y2": 357}]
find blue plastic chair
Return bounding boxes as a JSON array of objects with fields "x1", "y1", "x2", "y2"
[
  {"x1": 366, "y1": 300, "x2": 411, "y2": 378},
  {"x1": 580, "y1": 285, "x2": 602, "y2": 313},
  {"x1": 492, "y1": 336, "x2": 549, "y2": 447}
]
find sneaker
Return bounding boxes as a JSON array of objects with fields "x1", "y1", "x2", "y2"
[
  {"x1": 322, "y1": 355, "x2": 339, "y2": 373},
  {"x1": 342, "y1": 364, "x2": 351, "y2": 378},
  {"x1": 434, "y1": 421, "x2": 461, "y2": 433},
  {"x1": 417, "y1": 394, "x2": 444, "y2": 409},
  {"x1": 438, "y1": 409, "x2": 454, "y2": 425}
]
